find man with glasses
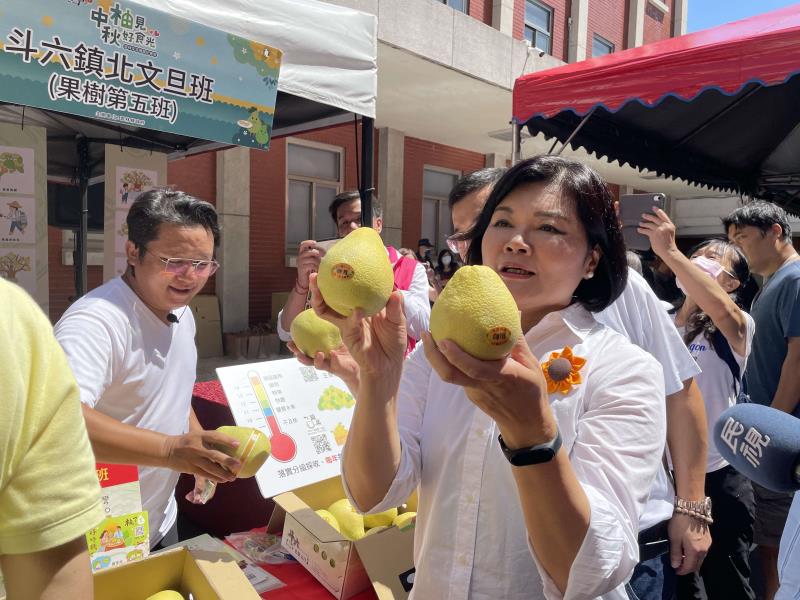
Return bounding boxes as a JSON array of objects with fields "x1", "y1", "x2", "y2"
[
  {"x1": 277, "y1": 190, "x2": 430, "y2": 353},
  {"x1": 55, "y1": 189, "x2": 241, "y2": 551}
]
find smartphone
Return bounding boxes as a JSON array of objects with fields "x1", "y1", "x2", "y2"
[
  {"x1": 314, "y1": 238, "x2": 339, "y2": 252},
  {"x1": 619, "y1": 193, "x2": 666, "y2": 251}
]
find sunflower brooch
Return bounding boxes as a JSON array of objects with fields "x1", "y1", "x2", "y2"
[{"x1": 541, "y1": 346, "x2": 586, "y2": 394}]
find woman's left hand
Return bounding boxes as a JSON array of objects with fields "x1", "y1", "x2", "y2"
[
  {"x1": 422, "y1": 332, "x2": 556, "y2": 447},
  {"x1": 638, "y1": 207, "x2": 678, "y2": 258}
]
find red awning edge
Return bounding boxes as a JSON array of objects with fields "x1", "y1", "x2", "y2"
[{"x1": 513, "y1": 4, "x2": 800, "y2": 124}]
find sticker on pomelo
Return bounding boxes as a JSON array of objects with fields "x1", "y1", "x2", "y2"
[
  {"x1": 486, "y1": 326, "x2": 512, "y2": 347},
  {"x1": 331, "y1": 263, "x2": 354, "y2": 280},
  {"x1": 238, "y1": 119, "x2": 253, "y2": 129}
]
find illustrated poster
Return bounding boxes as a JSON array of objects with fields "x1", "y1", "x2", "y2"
[
  {"x1": 116, "y1": 167, "x2": 157, "y2": 209},
  {"x1": 0, "y1": 195, "x2": 35, "y2": 244},
  {"x1": 0, "y1": 246, "x2": 35, "y2": 296},
  {"x1": 0, "y1": 146, "x2": 34, "y2": 195},
  {"x1": 217, "y1": 358, "x2": 356, "y2": 498}
]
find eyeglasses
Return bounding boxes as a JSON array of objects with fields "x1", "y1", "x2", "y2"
[
  {"x1": 145, "y1": 248, "x2": 219, "y2": 276},
  {"x1": 446, "y1": 234, "x2": 468, "y2": 256}
]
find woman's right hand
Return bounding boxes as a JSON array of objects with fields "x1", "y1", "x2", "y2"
[{"x1": 309, "y1": 273, "x2": 407, "y2": 384}]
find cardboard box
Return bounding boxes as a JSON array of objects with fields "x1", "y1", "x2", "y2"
[
  {"x1": 190, "y1": 295, "x2": 223, "y2": 358},
  {"x1": 267, "y1": 477, "x2": 416, "y2": 600},
  {"x1": 93, "y1": 546, "x2": 261, "y2": 600}
]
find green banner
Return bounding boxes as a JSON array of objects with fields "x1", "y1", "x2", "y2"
[{"x1": 0, "y1": 0, "x2": 282, "y2": 149}]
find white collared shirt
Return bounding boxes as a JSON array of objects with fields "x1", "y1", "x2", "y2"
[
  {"x1": 596, "y1": 268, "x2": 701, "y2": 530},
  {"x1": 343, "y1": 304, "x2": 666, "y2": 600}
]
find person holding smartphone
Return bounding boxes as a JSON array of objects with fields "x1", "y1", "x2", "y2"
[
  {"x1": 640, "y1": 208, "x2": 756, "y2": 600},
  {"x1": 276, "y1": 191, "x2": 430, "y2": 353}
]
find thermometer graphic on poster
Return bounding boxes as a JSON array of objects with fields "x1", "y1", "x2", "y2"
[{"x1": 247, "y1": 370, "x2": 298, "y2": 462}]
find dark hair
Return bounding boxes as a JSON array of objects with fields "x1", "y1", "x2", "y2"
[
  {"x1": 464, "y1": 155, "x2": 627, "y2": 312},
  {"x1": 127, "y1": 189, "x2": 220, "y2": 258},
  {"x1": 328, "y1": 190, "x2": 382, "y2": 223},
  {"x1": 722, "y1": 200, "x2": 792, "y2": 241},
  {"x1": 448, "y1": 168, "x2": 507, "y2": 209},
  {"x1": 674, "y1": 238, "x2": 750, "y2": 349}
]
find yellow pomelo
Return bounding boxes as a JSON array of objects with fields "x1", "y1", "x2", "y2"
[
  {"x1": 315, "y1": 509, "x2": 341, "y2": 533},
  {"x1": 215, "y1": 426, "x2": 271, "y2": 478},
  {"x1": 429, "y1": 265, "x2": 521, "y2": 360},
  {"x1": 146, "y1": 592, "x2": 184, "y2": 600},
  {"x1": 317, "y1": 227, "x2": 394, "y2": 317},
  {"x1": 327, "y1": 498, "x2": 366, "y2": 541},
  {"x1": 364, "y1": 525, "x2": 389, "y2": 536},
  {"x1": 392, "y1": 512, "x2": 416, "y2": 528},
  {"x1": 290, "y1": 309, "x2": 342, "y2": 358},
  {"x1": 363, "y1": 507, "x2": 398, "y2": 529}
]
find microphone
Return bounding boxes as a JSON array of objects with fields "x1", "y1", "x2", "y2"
[
  {"x1": 166, "y1": 312, "x2": 179, "y2": 324},
  {"x1": 714, "y1": 403, "x2": 800, "y2": 492}
]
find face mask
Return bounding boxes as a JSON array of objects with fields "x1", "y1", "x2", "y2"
[
  {"x1": 441, "y1": 255, "x2": 452, "y2": 266},
  {"x1": 676, "y1": 255, "x2": 724, "y2": 294}
]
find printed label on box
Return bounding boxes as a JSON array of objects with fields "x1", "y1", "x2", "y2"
[{"x1": 86, "y1": 512, "x2": 149, "y2": 573}]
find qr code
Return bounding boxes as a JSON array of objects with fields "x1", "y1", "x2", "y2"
[
  {"x1": 299, "y1": 366, "x2": 318, "y2": 382},
  {"x1": 311, "y1": 433, "x2": 332, "y2": 455},
  {"x1": 135, "y1": 526, "x2": 144, "y2": 536}
]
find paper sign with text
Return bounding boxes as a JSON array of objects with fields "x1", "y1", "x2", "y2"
[{"x1": 217, "y1": 358, "x2": 355, "y2": 498}]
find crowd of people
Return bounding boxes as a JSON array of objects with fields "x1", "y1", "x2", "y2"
[{"x1": 1, "y1": 156, "x2": 799, "y2": 600}]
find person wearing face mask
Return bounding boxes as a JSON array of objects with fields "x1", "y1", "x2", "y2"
[
  {"x1": 434, "y1": 248, "x2": 460, "y2": 288},
  {"x1": 640, "y1": 209, "x2": 756, "y2": 600}
]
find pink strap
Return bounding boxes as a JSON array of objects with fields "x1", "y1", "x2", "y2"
[{"x1": 386, "y1": 246, "x2": 418, "y2": 356}]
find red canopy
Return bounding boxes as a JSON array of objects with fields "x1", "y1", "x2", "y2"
[{"x1": 513, "y1": 4, "x2": 800, "y2": 123}]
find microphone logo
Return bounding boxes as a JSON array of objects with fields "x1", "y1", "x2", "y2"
[{"x1": 719, "y1": 416, "x2": 771, "y2": 469}]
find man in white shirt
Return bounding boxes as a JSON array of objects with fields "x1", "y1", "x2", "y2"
[
  {"x1": 776, "y1": 493, "x2": 800, "y2": 600},
  {"x1": 277, "y1": 191, "x2": 430, "y2": 347},
  {"x1": 447, "y1": 171, "x2": 710, "y2": 600},
  {"x1": 55, "y1": 190, "x2": 241, "y2": 550}
]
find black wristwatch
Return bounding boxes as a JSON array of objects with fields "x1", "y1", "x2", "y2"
[{"x1": 498, "y1": 430, "x2": 562, "y2": 466}]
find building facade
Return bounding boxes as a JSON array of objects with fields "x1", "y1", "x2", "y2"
[{"x1": 48, "y1": 0, "x2": 688, "y2": 328}]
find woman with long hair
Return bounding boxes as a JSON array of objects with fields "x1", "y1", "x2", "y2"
[{"x1": 640, "y1": 210, "x2": 756, "y2": 600}]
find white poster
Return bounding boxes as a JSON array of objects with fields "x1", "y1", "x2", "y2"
[
  {"x1": 0, "y1": 247, "x2": 35, "y2": 296},
  {"x1": 217, "y1": 358, "x2": 356, "y2": 499},
  {"x1": 115, "y1": 167, "x2": 157, "y2": 209},
  {"x1": 0, "y1": 196, "x2": 35, "y2": 244},
  {"x1": 115, "y1": 210, "x2": 129, "y2": 254},
  {"x1": 0, "y1": 146, "x2": 35, "y2": 195}
]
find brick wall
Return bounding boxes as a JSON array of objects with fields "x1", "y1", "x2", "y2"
[
  {"x1": 587, "y1": 0, "x2": 625, "y2": 56},
  {"x1": 513, "y1": 0, "x2": 570, "y2": 63},
  {"x1": 402, "y1": 136, "x2": 485, "y2": 249},
  {"x1": 643, "y1": 0, "x2": 674, "y2": 44},
  {"x1": 469, "y1": 0, "x2": 494, "y2": 25}
]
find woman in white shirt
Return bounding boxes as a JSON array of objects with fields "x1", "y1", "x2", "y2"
[
  {"x1": 639, "y1": 209, "x2": 756, "y2": 600},
  {"x1": 304, "y1": 155, "x2": 667, "y2": 599}
]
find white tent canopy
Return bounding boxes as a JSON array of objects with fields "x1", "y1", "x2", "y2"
[{"x1": 134, "y1": 0, "x2": 377, "y2": 120}]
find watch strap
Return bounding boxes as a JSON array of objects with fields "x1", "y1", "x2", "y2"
[{"x1": 498, "y1": 429, "x2": 562, "y2": 466}]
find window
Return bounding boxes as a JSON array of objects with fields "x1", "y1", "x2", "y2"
[
  {"x1": 439, "y1": 0, "x2": 468, "y2": 13},
  {"x1": 592, "y1": 34, "x2": 614, "y2": 57},
  {"x1": 286, "y1": 140, "x2": 343, "y2": 253},
  {"x1": 524, "y1": 1, "x2": 552, "y2": 54},
  {"x1": 421, "y1": 167, "x2": 460, "y2": 254}
]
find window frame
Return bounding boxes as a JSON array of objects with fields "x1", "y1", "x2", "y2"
[
  {"x1": 440, "y1": 0, "x2": 469, "y2": 14},
  {"x1": 284, "y1": 137, "x2": 344, "y2": 262},
  {"x1": 524, "y1": 0, "x2": 553, "y2": 55},
  {"x1": 592, "y1": 34, "x2": 615, "y2": 57},
  {"x1": 421, "y1": 165, "x2": 461, "y2": 255}
]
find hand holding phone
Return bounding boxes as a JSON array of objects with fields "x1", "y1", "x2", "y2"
[{"x1": 619, "y1": 193, "x2": 666, "y2": 251}]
